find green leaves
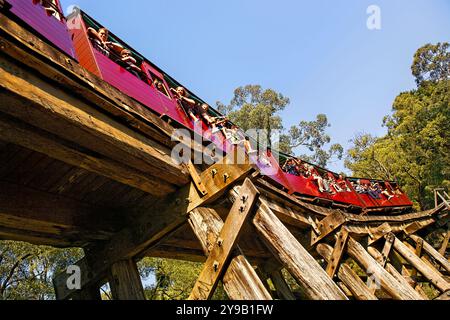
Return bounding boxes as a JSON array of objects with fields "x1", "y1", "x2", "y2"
[
  {"x1": 346, "y1": 42, "x2": 450, "y2": 210},
  {"x1": 217, "y1": 85, "x2": 342, "y2": 167}
]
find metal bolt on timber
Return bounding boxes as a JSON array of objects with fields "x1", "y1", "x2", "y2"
[
  {"x1": 217, "y1": 238, "x2": 224, "y2": 247},
  {"x1": 223, "y1": 173, "x2": 230, "y2": 183},
  {"x1": 213, "y1": 261, "x2": 220, "y2": 272},
  {"x1": 211, "y1": 169, "x2": 218, "y2": 178}
]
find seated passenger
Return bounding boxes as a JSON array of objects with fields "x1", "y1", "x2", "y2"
[
  {"x1": 337, "y1": 175, "x2": 351, "y2": 192},
  {"x1": 154, "y1": 79, "x2": 167, "y2": 95},
  {"x1": 222, "y1": 124, "x2": 243, "y2": 145},
  {"x1": 392, "y1": 186, "x2": 403, "y2": 196},
  {"x1": 118, "y1": 49, "x2": 142, "y2": 77},
  {"x1": 322, "y1": 172, "x2": 336, "y2": 195},
  {"x1": 33, "y1": 0, "x2": 58, "y2": 16},
  {"x1": 171, "y1": 87, "x2": 200, "y2": 122},
  {"x1": 380, "y1": 184, "x2": 394, "y2": 200},
  {"x1": 307, "y1": 165, "x2": 326, "y2": 193},
  {"x1": 328, "y1": 173, "x2": 344, "y2": 193},
  {"x1": 283, "y1": 159, "x2": 299, "y2": 176},
  {"x1": 87, "y1": 27, "x2": 123, "y2": 57},
  {"x1": 368, "y1": 182, "x2": 382, "y2": 199},
  {"x1": 197, "y1": 104, "x2": 226, "y2": 133},
  {"x1": 353, "y1": 180, "x2": 368, "y2": 194},
  {"x1": 244, "y1": 136, "x2": 257, "y2": 155}
]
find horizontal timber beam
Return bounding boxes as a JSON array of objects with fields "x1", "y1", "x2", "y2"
[{"x1": 53, "y1": 160, "x2": 253, "y2": 300}]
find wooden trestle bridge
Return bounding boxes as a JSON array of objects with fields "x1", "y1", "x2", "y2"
[{"x1": 0, "y1": 14, "x2": 448, "y2": 300}]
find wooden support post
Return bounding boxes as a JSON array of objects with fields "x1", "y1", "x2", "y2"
[
  {"x1": 367, "y1": 246, "x2": 429, "y2": 300},
  {"x1": 435, "y1": 290, "x2": 450, "y2": 300},
  {"x1": 326, "y1": 229, "x2": 349, "y2": 278},
  {"x1": 253, "y1": 199, "x2": 347, "y2": 300},
  {"x1": 317, "y1": 243, "x2": 378, "y2": 300},
  {"x1": 379, "y1": 233, "x2": 395, "y2": 268},
  {"x1": 411, "y1": 237, "x2": 424, "y2": 279},
  {"x1": 346, "y1": 237, "x2": 423, "y2": 300},
  {"x1": 186, "y1": 161, "x2": 208, "y2": 197},
  {"x1": 439, "y1": 229, "x2": 449, "y2": 257},
  {"x1": 189, "y1": 179, "x2": 259, "y2": 300},
  {"x1": 311, "y1": 211, "x2": 347, "y2": 245},
  {"x1": 392, "y1": 236, "x2": 450, "y2": 293},
  {"x1": 269, "y1": 269, "x2": 296, "y2": 301},
  {"x1": 108, "y1": 260, "x2": 145, "y2": 300}
]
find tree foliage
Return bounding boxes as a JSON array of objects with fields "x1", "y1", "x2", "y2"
[
  {"x1": 0, "y1": 241, "x2": 82, "y2": 300},
  {"x1": 217, "y1": 85, "x2": 343, "y2": 167},
  {"x1": 346, "y1": 42, "x2": 450, "y2": 210},
  {"x1": 138, "y1": 258, "x2": 228, "y2": 300}
]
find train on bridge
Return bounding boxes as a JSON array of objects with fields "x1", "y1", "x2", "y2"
[{"x1": 1, "y1": 0, "x2": 414, "y2": 214}]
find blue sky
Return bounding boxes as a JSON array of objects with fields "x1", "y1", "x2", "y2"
[{"x1": 60, "y1": 0, "x2": 449, "y2": 173}]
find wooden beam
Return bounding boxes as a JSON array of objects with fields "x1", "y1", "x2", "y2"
[
  {"x1": 0, "y1": 14, "x2": 208, "y2": 164},
  {"x1": 71, "y1": 285, "x2": 102, "y2": 301},
  {"x1": 391, "y1": 236, "x2": 450, "y2": 292},
  {"x1": 108, "y1": 260, "x2": 145, "y2": 300},
  {"x1": 188, "y1": 206, "x2": 272, "y2": 300},
  {"x1": 311, "y1": 211, "x2": 347, "y2": 245},
  {"x1": 317, "y1": 243, "x2": 377, "y2": 300},
  {"x1": 0, "y1": 112, "x2": 176, "y2": 196},
  {"x1": 269, "y1": 269, "x2": 296, "y2": 300},
  {"x1": 189, "y1": 179, "x2": 259, "y2": 300},
  {"x1": 346, "y1": 237, "x2": 423, "y2": 300},
  {"x1": 0, "y1": 181, "x2": 119, "y2": 244},
  {"x1": 186, "y1": 161, "x2": 208, "y2": 197},
  {"x1": 53, "y1": 161, "x2": 252, "y2": 300},
  {"x1": 408, "y1": 236, "x2": 450, "y2": 273},
  {"x1": 253, "y1": 199, "x2": 347, "y2": 300},
  {"x1": 0, "y1": 54, "x2": 189, "y2": 187},
  {"x1": 326, "y1": 229, "x2": 349, "y2": 278},
  {"x1": 439, "y1": 229, "x2": 449, "y2": 257},
  {"x1": 379, "y1": 233, "x2": 395, "y2": 268},
  {"x1": 367, "y1": 246, "x2": 429, "y2": 300}
]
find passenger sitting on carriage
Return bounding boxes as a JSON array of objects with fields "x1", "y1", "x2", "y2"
[
  {"x1": 118, "y1": 49, "x2": 142, "y2": 77},
  {"x1": 33, "y1": 0, "x2": 57, "y2": 16},
  {"x1": 367, "y1": 182, "x2": 382, "y2": 199},
  {"x1": 380, "y1": 184, "x2": 394, "y2": 200},
  {"x1": 244, "y1": 136, "x2": 257, "y2": 155},
  {"x1": 392, "y1": 185, "x2": 403, "y2": 196},
  {"x1": 154, "y1": 79, "x2": 167, "y2": 95},
  {"x1": 87, "y1": 27, "x2": 123, "y2": 57},
  {"x1": 171, "y1": 87, "x2": 200, "y2": 122},
  {"x1": 353, "y1": 180, "x2": 367, "y2": 194},
  {"x1": 337, "y1": 175, "x2": 351, "y2": 192},
  {"x1": 197, "y1": 104, "x2": 226, "y2": 134},
  {"x1": 283, "y1": 159, "x2": 298, "y2": 176},
  {"x1": 222, "y1": 124, "x2": 242, "y2": 145},
  {"x1": 322, "y1": 172, "x2": 336, "y2": 195},
  {"x1": 307, "y1": 165, "x2": 326, "y2": 193},
  {"x1": 328, "y1": 173, "x2": 343, "y2": 193}
]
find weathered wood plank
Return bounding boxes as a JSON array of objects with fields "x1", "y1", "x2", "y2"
[
  {"x1": 392, "y1": 236, "x2": 450, "y2": 292},
  {"x1": 346, "y1": 237, "x2": 423, "y2": 300},
  {"x1": 317, "y1": 243, "x2": 377, "y2": 300},
  {"x1": 269, "y1": 269, "x2": 296, "y2": 300},
  {"x1": 0, "y1": 112, "x2": 176, "y2": 196},
  {"x1": 367, "y1": 246, "x2": 429, "y2": 300},
  {"x1": 409, "y1": 235, "x2": 450, "y2": 273},
  {"x1": 189, "y1": 179, "x2": 259, "y2": 300},
  {"x1": 108, "y1": 260, "x2": 145, "y2": 300},
  {"x1": 188, "y1": 206, "x2": 272, "y2": 300},
  {"x1": 54, "y1": 161, "x2": 253, "y2": 300},
  {"x1": 253, "y1": 199, "x2": 347, "y2": 300},
  {"x1": 0, "y1": 54, "x2": 189, "y2": 186},
  {"x1": 326, "y1": 229, "x2": 349, "y2": 278}
]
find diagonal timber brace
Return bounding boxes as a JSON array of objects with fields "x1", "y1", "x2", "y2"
[
  {"x1": 53, "y1": 160, "x2": 253, "y2": 300},
  {"x1": 189, "y1": 179, "x2": 261, "y2": 300}
]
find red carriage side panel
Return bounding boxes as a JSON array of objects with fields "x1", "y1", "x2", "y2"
[
  {"x1": 7, "y1": 0, "x2": 76, "y2": 59},
  {"x1": 66, "y1": 12, "x2": 101, "y2": 77}
]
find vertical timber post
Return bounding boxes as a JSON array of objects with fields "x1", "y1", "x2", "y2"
[{"x1": 108, "y1": 259, "x2": 145, "y2": 300}]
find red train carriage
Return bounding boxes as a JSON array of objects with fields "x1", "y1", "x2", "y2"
[{"x1": 3, "y1": 0, "x2": 76, "y2": 59}]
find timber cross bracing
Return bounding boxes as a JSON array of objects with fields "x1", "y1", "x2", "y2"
[{"x1": 0, "y1": 11, "x2": 449, "y2": 301}]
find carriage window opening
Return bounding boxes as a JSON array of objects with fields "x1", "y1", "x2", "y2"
[
  {"x1": 33, "y1": 0, "x2": 63, "y2": 21},
  {"x1": 150, "y1": 73, "x2": 170, "y2": 98}
]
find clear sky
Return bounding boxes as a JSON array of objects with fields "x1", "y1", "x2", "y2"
[{"x1": 60, "y1": 0, "x2": 449, "y2": 173}]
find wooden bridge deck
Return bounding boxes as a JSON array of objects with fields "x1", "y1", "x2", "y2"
[{"x1": 0, "y1": 12, "x2": 448, "y2": 301}]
